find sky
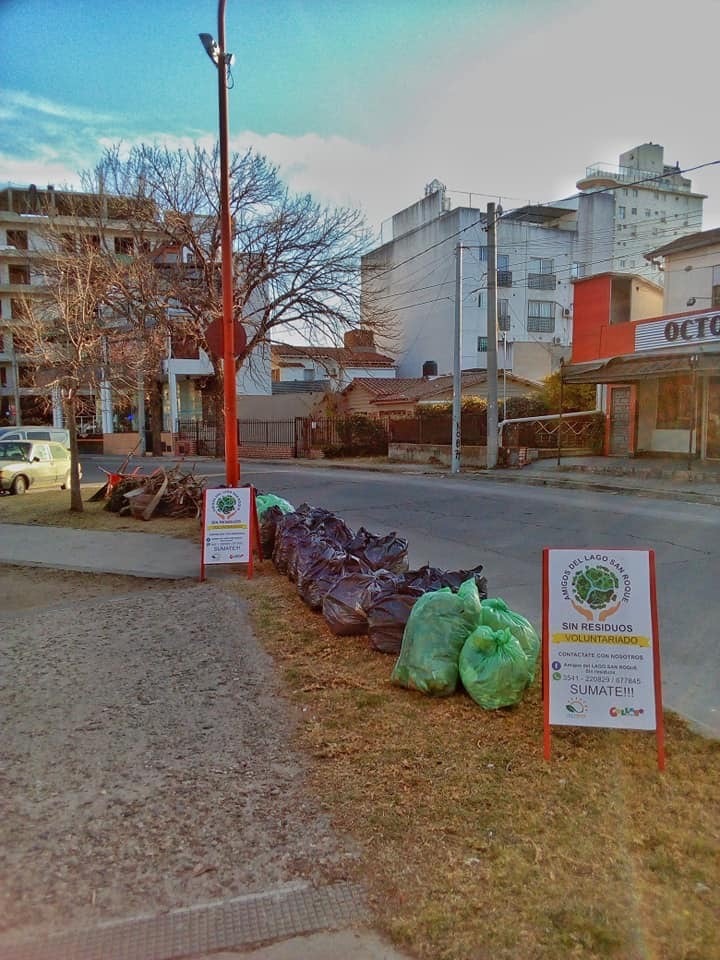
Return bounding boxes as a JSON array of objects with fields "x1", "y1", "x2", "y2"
[{"x1": 2, "y1": 0, "x2": 720, "y2": 235}]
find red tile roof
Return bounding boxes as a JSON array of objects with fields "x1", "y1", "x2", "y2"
[{"x1": 272, "y1": 342, "x2": 395, "y2": 367}]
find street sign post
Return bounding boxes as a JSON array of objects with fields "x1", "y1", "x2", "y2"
[
  {"x1": 200, "y1": 485, "x2": 261, "y2": 580},
  {"x1": 542, "y1": 547, "x2": 665, "y2": 770}
]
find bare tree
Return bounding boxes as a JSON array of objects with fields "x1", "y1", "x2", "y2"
[{"x1": 90, "y1": 144, "x2": 396, "y2": 449}]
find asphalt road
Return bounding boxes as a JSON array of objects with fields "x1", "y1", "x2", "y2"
[{"x1": 80, "y1": 456, "x2": 719, "y2": 737}]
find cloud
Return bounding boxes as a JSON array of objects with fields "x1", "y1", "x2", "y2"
[{"x1": 3, "y1": 0, "x2": 720, "y2": 240}]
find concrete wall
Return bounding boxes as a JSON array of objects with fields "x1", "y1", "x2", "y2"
[
  {"x1": 238, "y1": 392, "x2": 325, "y2": 419},
  {"x1": 662, "y1": 242, "x2": 720, "y2": 314},
  {"x1": 389, "y1": 441, "x2": 487, "y2": 468}
]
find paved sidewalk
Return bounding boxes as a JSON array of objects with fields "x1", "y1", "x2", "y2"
[{"x1": 0, "y1": 522, "x2": 199, "y2": 579}]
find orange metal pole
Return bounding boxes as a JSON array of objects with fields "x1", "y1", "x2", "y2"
[{"x1": 217, "y1": 0, "x2": 239, "y2": 486}]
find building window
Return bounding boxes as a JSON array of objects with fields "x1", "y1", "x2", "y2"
[
  {"x1": 9, "y1": 265, "x2": 30, "y2": 285},
  {"x1": 6, "y1": 229, "x2": 28, "y2": 250},
  {"x1": 527, "y1": 300, "x2": 555, "y2": 333},
  {"x1": 656, "y1": 375, "x2": 693, "y2": 429},
  {"x1": 114, "y1": 236, "x2": 133, "y2": 255},
  {"x1": 528, "y1": 257, "x2": 555, "y2": 289},
  {"x1": 477, "y1": 336, "x2": 488, "y2": 352},
  {"x1": 497, "y1": 254, "x2": 512, "y2": 287},
  {"x1": 11, "y1": 299, "x2": 28, "y2": 320},
  {"x1": 645, "y1": 209, "x2": 652, "y2": 217},
  {"x1": 571, "y1": 262, "x2": 586, "y2": 279},
  {"x1": 631, "y1": 207, "x2": 637, "y2": 215},
  {"x1": 712, "y1": 266, "x2": 720, "y2": 306},
  {"x1": 477, "y1": 292, "x2": 485, "y2": 308},
  {"x1": 618, "y1": 206, "x2": 626, "y2": 219},
  {"x1": 477, "y1": 246, "x2": 487, "y2": 261},
  {"x1": 498, "y1": 299, "x2": 510, "y2": 331}
]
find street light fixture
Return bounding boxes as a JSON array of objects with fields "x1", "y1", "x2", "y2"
[{"x1": 199, "y1": 1, "x2": 239, "y2": 487}]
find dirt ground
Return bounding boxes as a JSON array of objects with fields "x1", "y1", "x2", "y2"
[{"x1": 0, "y1": 566, "x2": 357, "y2": 947}]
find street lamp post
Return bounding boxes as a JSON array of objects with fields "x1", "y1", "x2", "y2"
[{"x1": 200, "y1": 1, "x2": 239, "y2": 487}]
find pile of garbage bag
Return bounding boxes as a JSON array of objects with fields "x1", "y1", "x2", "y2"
[
  {"x1": 392, "y1": 584, "x2": 540, "y2": 708},
  {"x1": 255, "y1": 489, "x2": 538, "y2": 710}
]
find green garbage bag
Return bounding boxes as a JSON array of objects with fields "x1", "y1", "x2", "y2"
[
  {"x1": 255, "y1": 493, "x2": 295, "y2": 518},
  {"x1": 459, "y1": 625, "x2": 531, "y2": 709},
  {"x1": 480, "y1": 598, "x2": 540, "y2": 684},
  {"x1": 391, "y1": 579, "x2": 482, "y2": 696}
]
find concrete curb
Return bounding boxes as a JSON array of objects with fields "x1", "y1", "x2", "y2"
[{"x1": 1, "y1": 883, "x2": 369, "y2": 960}]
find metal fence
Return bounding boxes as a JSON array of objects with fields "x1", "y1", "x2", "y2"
[{"x1": 389, "y1": 412, "x2": 602, "y2": 450}]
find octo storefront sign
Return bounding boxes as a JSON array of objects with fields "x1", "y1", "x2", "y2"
[{"x1": 635, "y1": 311, "x2": 720, "y2": 351}]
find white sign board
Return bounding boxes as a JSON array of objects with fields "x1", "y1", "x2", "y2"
[
  {"x1": 544, "y1": 548, "x2": 659, "y2": 731},
  {"x1": 202, "y1": 487, "x2": 251, "y2": 565}
]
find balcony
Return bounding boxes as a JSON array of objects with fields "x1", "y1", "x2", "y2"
[
  {"x1": 577, "y1": 164, "x2": 692, "y2": 193},
  {"x1": 527, "y1": 273, "x2": 556, "y2": 291},
  {"x1": 497, "y1": 270, "x2": 512, "y2": 288}
]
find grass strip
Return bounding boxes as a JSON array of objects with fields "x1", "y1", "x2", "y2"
[{"x1": 241, "y1": 567, "x2": 720, "y2": 960}]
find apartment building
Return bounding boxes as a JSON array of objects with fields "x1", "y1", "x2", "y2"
[
  {"x1": 576, "y1": 142, "x2": 705, "y2": 281},
  {"x1": 361, "y1": 180, "x2": 579, "y2": 383},
  {"x1": 361, "y1": 145, "x2": 706, "y2": 384},
  {"x1": 0, "y1": 183, "x2": 271, "y2": 452}
]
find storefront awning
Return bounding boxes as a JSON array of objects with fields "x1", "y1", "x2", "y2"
[{"x1": 562, "y1": 352, "x2": 720, "y2": 385}]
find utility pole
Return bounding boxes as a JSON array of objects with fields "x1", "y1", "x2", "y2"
[
  {"x1": 451, "y1": 242, "x2": 463, "y2": 475},
  {"x1": 486, "y1": 202, "x2": 499, "y2": 469}
]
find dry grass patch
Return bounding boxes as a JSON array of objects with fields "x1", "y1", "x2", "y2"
[
  {"x1": 0, "y1": 486, "x2": 201, "y2": 541},
  {"x1": 241, "y1": 568, "x2": 720, "y2": 960}
]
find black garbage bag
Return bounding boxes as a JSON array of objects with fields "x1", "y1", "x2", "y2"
[
  {"x1": 367, "y1": 592, "x2": 418, "y2": 654},
  {"x1": 295, "y1": 538, "x2": 337, "y2": 594},
  {"x1": 314, "y1": 515, "x2": 355, "y2": 548},
  {"x1": 259, "y1": 505, "x2": 285, "y2": 558},
  {"x1": 347, "y1": 527, "x2": 409, "y2": 573},
  {"x1": 300, "y1": 553, "x2": 368, "y2": 610},
  {"x1": 272, "y1": 512, "x2": 308, "y2": 574},
  {"x1": 397, "y1": 564, "x2": 488, "y2": 597},
  {"x1": 323, "y1": 570, "x2": 398, "y2": 636},
  {"x1": 438, "y1": 564, "x2": 488, "y2": 596}
]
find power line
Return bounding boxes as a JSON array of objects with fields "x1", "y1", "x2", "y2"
[{"x1": 366, "y1": 159, "x2": 719, "y2": 282}]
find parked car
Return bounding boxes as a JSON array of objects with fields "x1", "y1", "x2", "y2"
[
  {"x1": 0, "y1": 426, "x2": 71, "y2": 449},
  {"x1": 0, "y1": 440, "x2": 81, "y2": 495}
]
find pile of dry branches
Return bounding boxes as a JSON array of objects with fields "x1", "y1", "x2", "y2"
[{"x1": 106, "y1": 466, "x2": 205, "y2": 520}]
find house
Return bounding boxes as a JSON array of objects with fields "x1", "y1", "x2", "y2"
[
  {"x1": 271, "y1": 329, "x2": 396, "y2": 390},
  {"x1": 562, "y1": 229, "x2": 720, "y2": 460},
  {"x1": 339, "y1": 370, "x2": 541, "y2": 418}
]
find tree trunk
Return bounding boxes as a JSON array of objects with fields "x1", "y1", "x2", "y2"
[
  {"x1": 64, "y1": 394, "x2": 84, "y2": 513},
  {"x1": 210, "y1": 369, "x2": 225, "y2": 459},
  {"x1": 148, "y1": 379, "x2": 164, "y2": 456}
]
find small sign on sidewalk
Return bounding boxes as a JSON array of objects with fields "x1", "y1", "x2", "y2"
[
  {"x1": 200, "y1": 486, "x2": 261, "y2": 580},
  {"x1": 542, "y1": 548, "x2": 665, "y2": 770}
]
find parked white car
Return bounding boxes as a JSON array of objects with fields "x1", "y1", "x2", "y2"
[{"x1": 0, "y1": 440, "x2": 81, "y2": 495}]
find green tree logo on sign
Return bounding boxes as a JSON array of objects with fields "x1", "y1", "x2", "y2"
[
  {"x1": 213, "y1": 492, "x2": 238, "y2": 518},
  {"x1": 571, "y1": 565, "x2": 620, "y2": 612}
]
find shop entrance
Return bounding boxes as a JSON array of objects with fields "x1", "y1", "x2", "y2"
[{"x1": 705, "y1": 377, "x2": 720, "y2": 459}]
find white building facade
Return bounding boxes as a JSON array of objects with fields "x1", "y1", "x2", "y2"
[
  {"x1": 362, "y1": 182, "x2": 578, "y2": 383},
  {"x1": 576, "y1": 142, "x2": 705, "y2": 282}
]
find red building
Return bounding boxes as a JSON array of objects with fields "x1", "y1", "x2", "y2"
[{"x1": 563, "y1": 267, "x2": 720, "y2": 460}]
